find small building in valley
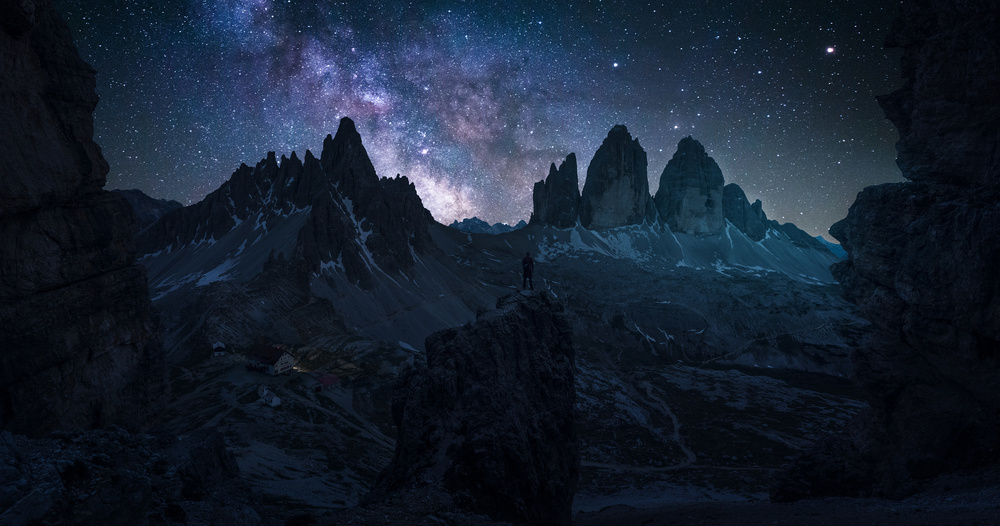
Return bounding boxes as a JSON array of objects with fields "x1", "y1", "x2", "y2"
[
  {"x1": 248, "y1": 343, "x2": 295, "y2": 375},
  {"x1": 212, "y1": 342, "x2": 227, "y2": 357},
  {"x1": 257, "y1": 385, "x2": 281, "y2": 407},
  {"x1": 309, "y1": 372, "x2": 341, "y2": 392}
]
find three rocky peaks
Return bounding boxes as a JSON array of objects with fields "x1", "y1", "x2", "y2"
[{"x1": 529, "y1": 125, "x2": 811, "y2": 245}]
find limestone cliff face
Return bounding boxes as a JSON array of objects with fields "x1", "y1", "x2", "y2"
[
  {"x1": 367, "y1": 292, "x2": 578, "y2": 526},
  {"x1": 530, "y1": 153, "x2": 580, "y2": 228},
  {"x1": 654, "y1": 136, "x2": 725, "y2": 235},
  {"x1": 0, "y1": 0, "x2": 165, "y2": 436},
  {"x1": 774, "y1": 0, "x2": 1000, "y2": 499},
  {"x1": 578, "y1": 125, "x2": 653, "y2": 229},
  {"x1": 722, "y1": 183, "x2": 768, "y2": 241}
]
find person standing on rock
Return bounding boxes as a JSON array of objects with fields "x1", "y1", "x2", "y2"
[{"x1": 522, "y1": 252, "x2": 534, "y2": 290}]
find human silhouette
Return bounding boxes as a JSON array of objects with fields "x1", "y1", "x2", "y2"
[{"x1": 522, "y1": 252, "x2": 534, "y2": 290}]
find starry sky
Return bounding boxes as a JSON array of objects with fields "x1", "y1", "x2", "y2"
[{"x1": 57, "y1": 0, "x2": 903, "y2": 239}]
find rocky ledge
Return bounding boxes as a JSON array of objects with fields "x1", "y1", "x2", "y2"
[{"x1": 364, "y1": 291, "x2": 579, "y2": 525}]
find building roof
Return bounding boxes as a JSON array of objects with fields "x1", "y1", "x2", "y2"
[
  {"x1": 249, "y1": 343, "x2": 288, "y2": 365},
  {"x1": 316, "y1": 374, "x2": 340, "y2": 386}
]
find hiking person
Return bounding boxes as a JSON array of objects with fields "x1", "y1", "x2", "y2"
[{"x1": 522, "y1": 252, "x2": 534, "y2": 290}]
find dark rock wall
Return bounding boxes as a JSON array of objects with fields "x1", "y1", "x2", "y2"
[
  {"x1": 368, "y1": 292, "x2": 578, "y2": 526},
  {"x1": 654, "y1": 136, "x2": 726, "y2": 235},
  {"x1": 530, "y1": 153, "x2": 580, "y2": 228},
  {"x1": 0, "y1": 1, "x2": 165, "y2": 436},
  {"x1": 775, "y1": 0, "x2": 1000, "y2": 499},
  {"x1": 722, "y1": 183, "x2": 768, "y2": 241},
  {"x1": 579, "y1": 125, "x2": 654, "y2": 229}
]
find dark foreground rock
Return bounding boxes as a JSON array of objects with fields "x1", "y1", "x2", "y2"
[
  {"x1": 365, "y1": 291, "x2": 578, "y2": 525},
  {"x1": 0, "y1": 0, "x2": 165, "y2": 436},
  {"x1": 773, "y1": 0, "x2": 1000, "y2": 500},
  {"x1": 0, "y1": 428, "x2": 257, "y2": 526}
]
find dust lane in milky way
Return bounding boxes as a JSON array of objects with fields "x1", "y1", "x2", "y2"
[{"x1": 58, "y1": 0, "x2": 903, "y2": 238}]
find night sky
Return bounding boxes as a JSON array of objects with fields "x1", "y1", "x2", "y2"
[{"x1": 57, "y1": 0, "x2": 903, "y2": 239}]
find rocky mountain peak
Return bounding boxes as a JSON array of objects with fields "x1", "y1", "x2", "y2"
[
  {"x1": 722, "y1": 183, "x2": 768, "y2": 241},
  {"x1": 139, "y1": 116, "x2": 431, "y2": 290},
  {"x1": 530, "y1": 152, "x2": 580, "y2": 228},
  {"x1": 321, "y1": 116, "x2": 380, "y2": 208},
  {"x1": 676, "y1": 135, "x2": 707, "y2": 156},
  {"x1": 578, "y1": 124, "x2": 653, "y2": 229},
  {"x1": 654, "y1": 136, "x2": 725, "y2": 235}
]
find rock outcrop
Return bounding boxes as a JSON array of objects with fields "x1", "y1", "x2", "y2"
[
  {"x1": 367, "y1": 292, "x2": 578, "y2": 525},
  {"x1": 578, "y1": 125, "x2": 653, "y2": 229},
  {"x1": 0, "y1": 0, "x2": 165, "y2": 436},
  {"x1": 113, "y1": 189, "x2": 182, "y2": 232},
  {"x1": 654, "y1": 136, "x2": 725, "y2": 235},
  {"x1": 138, "y1": 117, "x2": 431, "y2": 288},
  {"x1": 722, "y1": 183, "x2": 768, "y2": 241},
  {"x1": 530, "y1": 153, "x2": 580, "y2": 228},
  {"x1": 773, "y1": 0, "x2": 1000, "y2": 500}
]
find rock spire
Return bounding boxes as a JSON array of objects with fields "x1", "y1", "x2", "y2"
[
  {"x1": 653, "y1": 136, "x2": 725, "y2": 235},
  {"x1": 578, "y1": 125, "x2": 654, "y2": 229},
  {"x1": 530, "y1": 153, "x2": 580, "y2": 228}
]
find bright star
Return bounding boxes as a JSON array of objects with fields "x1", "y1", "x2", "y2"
[
  {"x1": 826, "y1": 46, "x2": 836, "y2": 54},
  {"x1": 613, "y1": 62, "x2": 618, "y2": 68}
]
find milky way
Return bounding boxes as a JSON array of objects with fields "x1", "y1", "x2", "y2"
[{"x1": 58, "y1": 0, "x2": 903, "y2": 238}]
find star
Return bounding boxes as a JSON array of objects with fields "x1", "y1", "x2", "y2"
[{"x1": 57, "y1": 0, "x2": 903, "y2": 239}]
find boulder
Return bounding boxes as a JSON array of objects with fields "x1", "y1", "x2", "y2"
[
  {"x1": 579, "y1": 125, "x2": 653, "y2": 229},
  {"x1": 653, "y1": 136, "x2": 725, "y2": 235}
]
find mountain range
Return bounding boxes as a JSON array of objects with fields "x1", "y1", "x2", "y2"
[
  {"x1": 448, "y1": 217, "x2": 527, "y2": 235},
  {"x1": 126, "y1": 118, "x2": 867, "y2": 517},
  {"x1": 8, "y1": 0, "x2": 998, "y2": 521},
  {"x1": 135, "y1": 117, "x2": 850, "y2": 362}
]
